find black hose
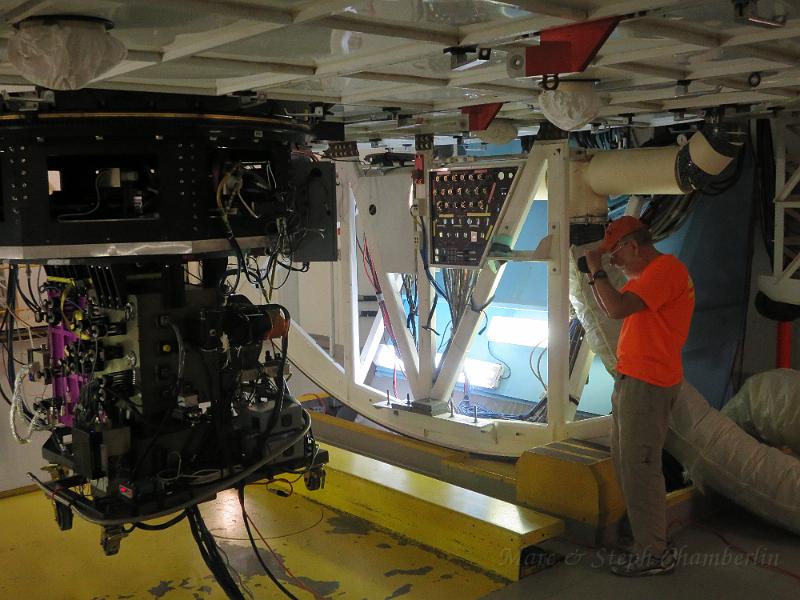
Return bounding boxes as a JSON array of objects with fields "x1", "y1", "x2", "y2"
[{"x1": 238, "y1": 486, "x2": 298, "y2": 600}]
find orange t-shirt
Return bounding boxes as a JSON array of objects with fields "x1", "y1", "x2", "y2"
[{"x1": 617, "y1": 254, "x2": 695, "y2": 387}]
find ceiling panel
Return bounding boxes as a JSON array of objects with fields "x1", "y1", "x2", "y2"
[
  {"x1": 0, "y1": 0, "x2": 799, "y2": 136},
  {"x1": 209, "y1": 24, "x2": 421, "y2": 62}
]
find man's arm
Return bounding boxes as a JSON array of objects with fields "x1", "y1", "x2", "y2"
[
  {"x1": 591, "y1": 278, "x2": 646, "y2": 319},
  {"x1": 584, "y1": 248, "x2": 646, "y2": 320}
]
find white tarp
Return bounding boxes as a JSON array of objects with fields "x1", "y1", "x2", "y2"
[
  {"x1": 8, "y1": 19, "x2": 127, "y2": 90},
  {"x1": 669, "y1": 381, "x2": 800, "y2": 535},
  {"x1": 721, "y1": 368, "x2": 800, "y2": 454}
]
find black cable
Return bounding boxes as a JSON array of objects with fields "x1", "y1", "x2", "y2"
[
  {"x1": 134, "y1": 510, "x2": 188, "y2": 531},
  {"x1": 487, "y1": 339, "x2": 511, "y2": 380},
  {"x1": 263, "y1": 306, "x2": 290, "y2": 436},
  {"x1": 0, "y1": 310, "x2": 14, "y2": 406},
  {"x1": 238, "y1": 486, "x2": 298, "y2": 600},
  {"x1": 15, "y1": 268, "x2": 39, "y2": 313},
  {"x1": 755, "y1": 119, "x2": 775, "y2": 262},
  {"x1": 131, "y1": 407, "x2": 173, "y2": 478},
  {"x1": 187, "y1": 506, "x2": 245, "y2": 600},
  {"x1": 25, "y1": 266, "x2": 41, "y2": 311},
  {"x1": 417, "y1": 219, "x2": 449, "y2": 302},
  {"x1": 6, "y1": 266, "x2": 32, "y2": 419}
]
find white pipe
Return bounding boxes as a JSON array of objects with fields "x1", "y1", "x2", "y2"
[{"x1": 585, "y1": 131, "x2": 740, "y2": 197}]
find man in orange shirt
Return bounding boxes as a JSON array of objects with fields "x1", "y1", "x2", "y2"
[{"x1": 584, "y1": 216, "x2": 695, "y2": 577}]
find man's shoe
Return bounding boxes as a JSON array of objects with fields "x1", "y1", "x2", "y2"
[{"x1": 611, "y1": 547, "x2": 678, "y2": 577}]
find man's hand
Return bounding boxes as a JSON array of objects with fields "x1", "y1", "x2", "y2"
[{"x1": 584, "y1": 248, "x2": 604, "y2": 274}]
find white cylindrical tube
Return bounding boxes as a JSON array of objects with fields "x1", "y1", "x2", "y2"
[{"x1": 585, "y1": 146, "x2": 683, "y2": 196}]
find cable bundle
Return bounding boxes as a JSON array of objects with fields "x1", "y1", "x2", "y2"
[{"x1": 442, "y1": 269, "x2": 479, "y2": 338}]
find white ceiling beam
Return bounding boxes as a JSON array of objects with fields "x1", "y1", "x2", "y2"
[
  {"x1": 686, "y1": 58, "x2": 785, "y2": 80},
  {"x1": 597, "y1": 17, "x2": 800, "y2": 72},
  {"x1": 607, "y1": 84, "x2": 721, "y2": 105},
  {"x1": 115, "y1": 0, "x2": 293, "y2": 24},
  {"x1": 343, "y1": 98, "x2": 435, "y2": 111},
  {"x1": 719, "y1": 19, "x2": 800, "y2": 46},
  {"x1": 216, "y1": 72, "x2": 313, "y2": 94},
  {"x1": 506, "y1": 1, "x2": 588, "y2": 20},
  {"x1": 316, "y1": 15, "x2": 460, "y2": 46},
  {"x1": 183, "y1": 56, "x2": 314, "y2": 76},
  {"x1": 606, "y1": 75, "x2": 800, "y2": 106},
  {"x1": 337, "y1": 68, "x2": 539, "y2": 106},
  {"x1": 99, "y1": 1, "x2": 384, "y2": 83},
  {"x1": 433, "y1": 92, "x2": 528, "y2": 111},
  {"x1": 0, "y1": 73, "x2": 33, "y2": 86},
  {"x1": 216, "y1": 37, "x2": 442, "y2": 95},
  {"x1": 458, "y1": 15, "x2": 568, "y2": 45},
  {"x1": 342, "y1": 82, "x2": 427, "y2": 105},
  {"x1": 95, "y1": 51, "x2": 163, "y2": 79},
  {"x1": 596, "y1": 75, "x2": 670, "y2": 90},
  {"x1": 161, "y1": 22, "x2": 287, "y2": 62},
  {"x1": 292, "y1": 1, "x2": 367, "y2": 24},
  {"x1": 607, "y1": 62, "x2": 686, "y2": 80},
  {"x1": 761, "y1": 69, "x2": 800, "y2": 87},
  {"x1": 448, "y1": 63, "x2": 512, "y2": 87},
  {"x1": 316, "y1": 42, "x2": 442, "y2": 79},
  {"x1": 259, "y1": 90, "x2": 343, "y2": 104},
  {"x1": 598, "y1": 101, "x2": 663, "y2": 114},
  {"x1": 740, "y1": 44, "x2": 800, "y2": 66},
  {"x1": 589, "y1": 0, "x2": 694, "y2": 18},
  {"x1": 661, "y1": 89, "x2": 798, "y2": 110},
  {"x1": 465, "y1": 82, "x2": 538, "y2": 98},
  {"x1": 2, "y1": 0, "x2": 54, "y2": 24},
  {"x1": 347, "y1": 72, "x2": 448, "y2": 87},
  {"x1": 619, "y1": 17, "x2": 723, "y2": 48},
  {"x1": 594, "y1": 40, "x2": 703, "y2": 67},
  {"x1": 92, "y1": 80, "x2": 218, "y2": 96}
]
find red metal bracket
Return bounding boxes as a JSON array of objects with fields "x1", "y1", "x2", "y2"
[
  {"x1": 413, "y1": 153, "x2": 425, "y2": 184},
  {"x1": 523, "y1": 16, "x2": 621, "y2": 77},
  {"x1": 460, "y1": 102, "x2": 503, "y2": 131}
]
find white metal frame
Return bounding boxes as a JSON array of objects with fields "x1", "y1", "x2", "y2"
[
  {"x1": 759, "y1": 116, "x2": 800, "y2": 304},
  {"x1": 287, "y1": 142, "x2": 611, "y2": 457}
]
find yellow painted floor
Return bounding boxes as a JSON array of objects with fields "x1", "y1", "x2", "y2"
[{"x1": 0, "y1": 486, "x2": 507, "y2": 600}]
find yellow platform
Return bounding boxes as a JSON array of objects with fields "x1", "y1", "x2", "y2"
[
  {"x1": 294, "y1": 444, "x2": 564, "y2": 581},
  {"x1": 516, "y1": 438, "x2": 625, "y2": 528}
]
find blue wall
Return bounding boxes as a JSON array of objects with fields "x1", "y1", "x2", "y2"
[{"x1": 657, "y1": 156, "x2": 755, "y2": 408}]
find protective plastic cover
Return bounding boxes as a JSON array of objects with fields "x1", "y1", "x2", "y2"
[
  {"x1": 539, "y1": 86, "x2": 601, "y2": 131},
  {"x1": 568, "y1": 243, "x2": 624, "y2": 374},
  {"x1": 8, "y1": 20, "x2": 127, "y2": 90},
  {"x1": 721, "y1": 368, "x2": 800, "y2": 454},
  {"x1": 668, "y1": 382, "x2": 800, "y2": 535}
]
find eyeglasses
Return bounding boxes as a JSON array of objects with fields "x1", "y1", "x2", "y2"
[{"x1": 609, "y1": 240, "x2": 630, "y2": 257}]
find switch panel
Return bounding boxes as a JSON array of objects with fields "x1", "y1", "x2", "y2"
[{"x1": 428, "y1": 163, "x2": 521, "y2": 268}]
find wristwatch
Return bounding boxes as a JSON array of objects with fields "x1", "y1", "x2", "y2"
[{"x1": 588, "y1": 269, "x2": 608, "y2": 285}]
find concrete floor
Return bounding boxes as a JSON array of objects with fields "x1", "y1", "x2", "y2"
[
  {"x1": 1, "y1": 486, "x2": 797, "y2": 599},
  {"x1": 483, "y1": 503, "x2": 800, "y2": 600}
]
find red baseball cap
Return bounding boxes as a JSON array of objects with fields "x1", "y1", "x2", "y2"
[{"x1": 599, "y1": 216, "x2": 646, "y2": 254}]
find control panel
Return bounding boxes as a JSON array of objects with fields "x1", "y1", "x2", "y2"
[{"x1": 429, "y1": 162, "x2": 521, "y2": 268}]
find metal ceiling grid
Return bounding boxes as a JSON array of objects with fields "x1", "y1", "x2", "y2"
[{"x1": 1, "y1": 0, "x2": 800, "y2": 135}]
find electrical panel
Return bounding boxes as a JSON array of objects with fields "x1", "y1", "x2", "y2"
[{"x1": 428, "y1": 162, "x2": 522, "y2": 268}]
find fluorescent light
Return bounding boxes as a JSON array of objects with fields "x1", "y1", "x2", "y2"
[
  {"x1": 373, "y1": 344, "x2": 503, "y2": 390},
  {"x1": 487, "y1": 315, "x2": 548, "y2": 347}
]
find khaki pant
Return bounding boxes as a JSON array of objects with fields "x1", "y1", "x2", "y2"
[{"x1": 611, "y1": 374, "x2": 681, "y2": 556}]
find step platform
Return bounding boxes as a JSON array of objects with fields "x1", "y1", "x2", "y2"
[{"x1": 294, "y1": 444, "x2": 564, "y2": 581}]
